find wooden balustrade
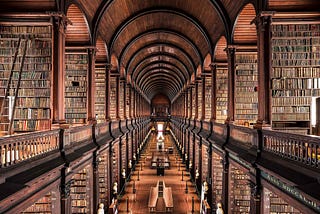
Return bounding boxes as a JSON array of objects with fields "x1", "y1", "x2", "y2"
[
  {"x1": 64, "y1": 125, "x2": 93, "y2": 148},
  {"x1": 0, "y1": 129, "x2": 59, "y2": 168},
  {"x1": 230, "y1": 125, "x2": 258, "y2": 148},
  {"x1": 262, "y1": 130, "x2": 320, "y2": 168}
]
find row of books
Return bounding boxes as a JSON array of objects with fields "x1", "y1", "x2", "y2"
[
  {"x1": 272, "y1": 113, "x2": 310, "y2": 121},
  {"x1": 13, "y1": 120, "x2": 51, "y2": 131},
  {"x1": 272, "y1": 106, "x2": 309, "y2": 113},
  {"x1": 15, "y1": 108, "x2": 50, "y2": 119},
  {"x1": 272, "y1": 89, "x2": 320, "y2": 97},
  {"x1": 272, "y1": 67, "x2": 320, "y2": 78},
  {"x1": 0, "y1": 80, "x2": 50, "y2": 88},
  {"x1": 272, "y1": 38, "x2": 319, "y2": 46},
  {"x1": 272, "y1": 78, "x2": 320, "y2": 89},
  {"x1": 272, "y1": 59, "x2": 320, "y2": 66}
]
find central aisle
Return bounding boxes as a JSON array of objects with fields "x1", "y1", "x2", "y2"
[{"x1": 117, "y1": 132, "x2": 201, "y2": 214}]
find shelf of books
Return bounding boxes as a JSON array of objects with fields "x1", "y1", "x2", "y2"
[
  {"x1": 21, "y1": 192, "x2": 53, "y2": 213},
  {"x1": 201, "y1": 144, "x2": 208, "y2": 181},
  {"x1": 126, "y1": 84, "x2": 130, "y2": 118},
  {"x1": 271, "y1": 23, "x2": 320, "y2": 135},
  {"x1": 235, "y1": 51, "x2": 258, "y2": 126},
  {"x1": 65, "y1": 48, "x2": 88, "y2": 124},
  {"x1": 121, "y1": 138, "x2": 127, "y2": 178},
  {"x1": 98, "y1": 152, "x2": 109, "y2": 207},
  {"x1": 95, "y1": 64, "x2": 106, "y2": 123},
  {"x1": 211, "y1": 152, "x2": 223, "y2": 210},
  {"x1": 197, "y1": 80, "x2": 203, "y2": 119},
  {"x1": 70, "y1": 166, "x2": 91, "y2": 213},
  {"x1": 229, "y1": 164, "x2": 251, "y2": 213},
  {"x1": 194, "y1": 138, "x2": 200, "y2": 174},
  {"x1": 112, "y1": 142, "x2": 120, "y2": 185},
  {"x1": 191, "y1": 87, "x2": 196, "y2": 119},
  {"x1": 109, "y1": 75, "x2": 117, "y2": 120},
  {"x1": 216, "y1": 65, "x2": 228, "y2": 124},
  {"x1": 204, "y1": 74, "x2": 212, "y2": 121},
  {"x1": 263, "y1": 187, "x2": 302, "y2": 214},
  {"x1": 119, "y1": 81, "x2": 124, "y2": 119},
  {"x1": 0, "y1": 24, "x2": 52, "y2": 134}
]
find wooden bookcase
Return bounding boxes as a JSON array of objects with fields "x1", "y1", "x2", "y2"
[
  {"x1": 191, "y1": 87, "x2": 196, "y2": 119},
  {"x1": 65, "y1": 48, "x2": 88, "y2": 124},
  {"x1": 204, "y1": 75, "x2": 212, "y2": 121},
  {"x1": 0, "y1": 24, "x2": 52, "y2": 134},
  {"x1": 126, "y1": 84, "x2": 130, "y2": 118},
  {"x1": 263, "y1": 188, "x2": 302, "y2": 214},
  {"x1": 21, "y1": 192, "x2": 52, "y2": 213},
  {"x1": 271, "y1": 22, "x2": 320, "y2": 135},
  {"x1": 109, "y1": 75, "x2": 117, "y2": 120},
  {"x1": 235, "y1": 51, "x2": 258, "y2": 126},
  {"x1": 119, "y1": 81, "x2": 124, "y2": 119},
  {"x1": 197, "y1": 80, "x2": 203, "y2": 119},
  {"x1": 215, "y1": 65, "x2": 228, "y2": 124},
  {"x1": 229, "y1": 164, "x2": 251, "y2": 213},
  {"x1": 95, "y1": 64, "x2": 106, "y2": 123},
  {"x1": 201, "y1": 144, "x2": 208, "y2": 181},
  {"x1": 98, "y1": 152, "x2": 109, "y2": 207},
  {"x1": 211, "y1": 151, "x2": 223, "y2": 210},
  {"x1": 70, "y1": 166, "x2": 91, "y2": 213}
]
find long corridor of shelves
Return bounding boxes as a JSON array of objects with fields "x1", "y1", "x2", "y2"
[{"x1": 117, "y1": 132, "x2": 201, "y2": 214}]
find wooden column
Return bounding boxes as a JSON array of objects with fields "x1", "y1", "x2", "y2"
[
  {"x1": 226, "y1": 46, "x2": 236, "y2": 123},
  {"x1": 250, "y1": 169, "x2": 262, "y2": 214},
  {"x1": 201, "y1": 75, "x2": 206, "y2": 120},
  {"x1": 87, "y1": 48, "x2": 96, "y2": 123},
  {"x1": 253, "y1": 13, "x2": 272, "y2": 128},
  {"x1": 210, "y1": 64, "x2": 217, "y2": 121},
  {"x1": 195, "y1": 82, "x2": 199, "y2": 120},
  {"x1": 128, "y1": 84, "x2": 132, "y2": 119},
  {"x1": 52, "y1": 15, "x2": 67, "y2": 124},
  {"x1": 60, "y1": 167, "x2": 72, "y2": 214}
]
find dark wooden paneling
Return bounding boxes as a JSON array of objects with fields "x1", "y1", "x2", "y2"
[
  {"x1": 0, "y1": 0, "x2": 56, "y2": 12},
  {"x1": 268, "y1": 0, "x2": 320, "y2": 10}
]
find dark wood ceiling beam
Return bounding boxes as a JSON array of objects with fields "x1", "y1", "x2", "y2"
[
  {"x1": 144, "y1": 82, "x2": 177, "y2": 100},
  {"x1": 135, "y1": 64, "x2": 186, "y2": 87},
  {"x1": 140, "y1": 73, "x2": 181, "y2": 93},
  {"x1": 119, "y1": 29, "x2": 203, "y2": 66},
  {"x1": 137, "y1": 68, "x2": 183, "y2": 90},
  {"x1": 109, "y1": 8, "x2": 212, "y2": 54},
  {"x1": 123, "y1": 42, "x2": 197, "y2": 72}
]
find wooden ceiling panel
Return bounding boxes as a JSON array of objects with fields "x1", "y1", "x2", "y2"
[
  {"x1": 96, "y1": 36, "x2": 108, "y2": 62},
  {"x1": 77, "y1": 0, "x2": 102, "y2": 21},
  {"x1": 66, "y1": 4, "x2": 90, "y2": 43},
  {"x1": 112, "y1": 12, "x2": 209, "y2": 58},
  {"x1": 221, "y1": 0, "x2": 248, "y2": 22},
  {"x1": 268, "y1": 0, "x2": 320, "y2": 10},
  {"x1": 233, "y1": 4, "x2": 257, "y2": 44},
  {"x1": 0, "y1": 0, "x2": 56, "y2": 12},
  {"x1": 214, "y1": 36, "x2": 227, "y2": 62},
  {"x1": 119, "y1": 32, "x2": 201, "y2": 66}
]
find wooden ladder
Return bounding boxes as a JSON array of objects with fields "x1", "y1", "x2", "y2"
[{"x1": 0, "y1": 36, "x2": 29, "y2": 135}]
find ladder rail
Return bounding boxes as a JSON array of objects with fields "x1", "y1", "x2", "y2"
[
  {"x1": 8, "y1": 38, "x2": 29, "y2": 134},
  {"x1": 0, "y1": 37, "x2": 22, "y2": 118}
]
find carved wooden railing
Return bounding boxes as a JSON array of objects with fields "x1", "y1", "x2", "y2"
[
  {"x1": 229, "y1": 125, "x2": 258, "y2": 149},
  {"x1": 0, "y1": 129, "x2": 59, "y2": 168},
  {"x1": 262, "y1": 130, "x2": 320, "y2": 168},
  {"x1": 64, "y1": 124, "x2": 93, "y2": 148}
]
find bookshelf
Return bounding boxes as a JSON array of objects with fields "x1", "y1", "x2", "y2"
[
  {"x1": 263, "y1": 188, "x2": 302, "y2": 214},
  {"x1": 65, "y1": 49, "x2": 88, "y2": 124},
  {"x1": 191, "y1": 87, "x2": 196, "y2": 119},
  {"x1": 235, "y1": 52, "x2": 258, "y2": 126},
  {"x1": 119, "y1": 81, "x2": 124, "y2": 119},
  {"x1": 95, "y1": 64, "x2": 106, "y2": 123},
  {"x1": 201, "y1": 144, "x2": 208, "y2": 181},
  {"x1": 204, "y1": 75, "x2": 212, "y2": 121},
  {"x1": 126, "y1": 84, "x2": 130, "y2": 118},
  {"x1": 21, "y1": 192, "x2": 52, "y2": 213},
  {"x1": 229, "y1": 164, "x2": 251, "y2": 213},
  {"x1": 70, "y1": 166, "x2": 90, "y2": 213},
  {"x1": 271, "y1": 23, "x2": 320, "y2": 135},
  {"x1": 212, "y1": 152, "x2": 223, "y2": 210},
  {"x1": 197, "y1": 80, "x2": 203, "y2": 119},
  {"x1": 98, "y1": 152, "x2": 109, "y2": 207},
  {"x1": 216, "y1": 66, "x2": 228, "y2": 124},
  {"x1": 0, "y1": 25, "x2": 52, "y2": 133},
  {"x1": 109, "y1": 75, "x2": 117, "y2": 120}
]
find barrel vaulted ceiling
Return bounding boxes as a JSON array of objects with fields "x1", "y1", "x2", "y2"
[{"x1": 2, "y1": 0, "x2": 320, "y2": 102}]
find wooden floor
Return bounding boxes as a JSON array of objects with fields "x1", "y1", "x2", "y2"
[{"x1": 117, "y1": 132, "x2": 201, "y2": 214}]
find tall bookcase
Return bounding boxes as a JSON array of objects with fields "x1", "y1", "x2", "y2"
[
  {"x1": 215, "y1": 65, "x2": 228, "y2": 123},
  {"x1": 211, "y1": 152, "x2": 223, "y2": 210},
  {"x1": 191, "y1": 86, "x2": 196, "y2": 119},
  {"x1": 271, "y1": 22, "x2": 320, "y2": 135},
  {"x1": 98, "y1": 152, "x2": 109, "y2": 207},
  {"x1": 109, "y1": 75, "x2": 117, "y2": 120},
  {"x1": 235, "y1": 51, "x2": 258, "y2": 126},
  {"x1": 201, "y1": 144, "x2": 208, "y2": 181},
  {"x1": 204, "y1": 74, "x2": 212, "y2": 121},
  {"x1": 263, "y1": 188, "x2": 302, "y2": 214},
  {"x1": 0, "y1": 24, "x2": 52, "y2": 134},
  {"x1": 21, "y1": 192, "x2": 52, "y2": 213},
  {"x1": 65, "y1": 48, "x2": 88, "y2": 124},
  {"x1": 197, "y1": 80, "x2": 203, "y2": 119},
  {"x1": 70, "y1": 166, "x2": 91, "y2": 213},
  {"x1": 95, "y1": 64, "x2": 106, "y2": 123},
  {"x1": 229, "y1": 164, "x2": 251, "y2": 213}
]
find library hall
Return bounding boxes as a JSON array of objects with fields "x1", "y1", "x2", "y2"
[{"x1": 1, "y1": 0, "x2": 320, "y2": 213}]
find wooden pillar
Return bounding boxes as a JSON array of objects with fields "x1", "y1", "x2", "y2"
[
  {"x1": 52, "y1": 15, "x2": 67, "y2": 124},
  {"x1": 226, "y1": 46, "x2": 236, "y2": 124},
  {"x1": 210, "y1": 64, "x2": 217, "y2": 121},
  {"x1": 253, "y1": 13, "x2": 272, "y2": 128},
  {"x1": 250, "y1": 168, "x2": 262, "y2": 214},
  {"x1": 207, "y1": 146, "x2": 213, "y2": 207},
  {"x1": 201, "y1": 75, "x2": 206, "y2": 120},
  {"x1": 195, "y1": 81, "x2": 199, "y2": 120},
  {"x1": 92, "y1": 153, "x2": 100, "y2": 212},
  {"x1": 60, "y1": 167, "x2": 72, "y2": 214},
  {"x1": 87, "y1": 48, "x2": 96, "y2": 123}
]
